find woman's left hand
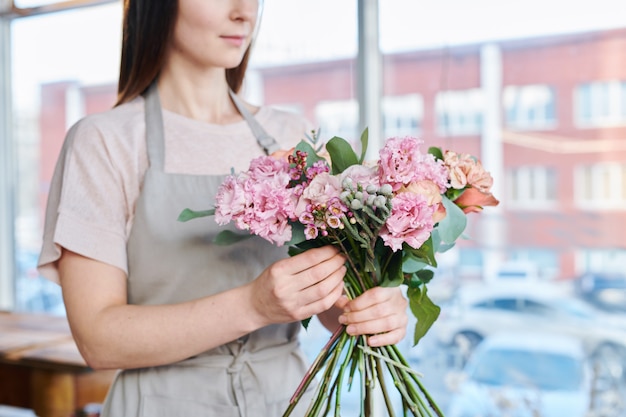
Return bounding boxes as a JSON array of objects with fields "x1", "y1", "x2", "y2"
[{"x1": 336, "y1": 286, "x2": 408, "y2": 347}]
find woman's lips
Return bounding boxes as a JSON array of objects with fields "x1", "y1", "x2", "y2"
[{"x1": 221, "y1": 35, "x2": 246, "y2": 47}]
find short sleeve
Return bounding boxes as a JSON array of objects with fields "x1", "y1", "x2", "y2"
[{"x1": 38, "y1": 116, "x2": 139, "y2": 283}]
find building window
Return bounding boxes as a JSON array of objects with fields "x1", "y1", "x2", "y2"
[
  {"x1": 506, "y1": 166, "x2": 558, "y2": 208},
  {"x1": 504, "y1": 85, "x2": 556, "y2": 130},
  {"x1": 574, "y1": 163, "x2": 626, "y2": 209},
  {"x1": 575, "y1": 80, "x2": 626, "y2": 127},
  {"x1": 577, "y1": 249, "x2": 626, "y2": 275},
  {"x1": 314, "y1": 100, "x2": 359, "y2": 144},
  {"x1": 382, "y1": 94, "x2": 423, "y2": 138},
  {"x1": 435, "y1": 89, "x2": 484, "y2": 136}
]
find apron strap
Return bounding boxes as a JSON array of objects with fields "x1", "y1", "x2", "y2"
[
  {"x1": 229, "y1": 90, "x2": 281, "y2": 155},
  {"x1": 143, "y1": 82, "x2": 281, "y2": 167},
  {"x1": 144, "y1": 82, "x2": 166, "y2": 170}
]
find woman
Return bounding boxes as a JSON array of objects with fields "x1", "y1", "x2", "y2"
[{"x1": 38, "y1": 0, "x2": 409, "y2": 415}]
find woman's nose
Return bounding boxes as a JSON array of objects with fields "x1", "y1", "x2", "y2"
[{"x1": 230, "y1": 0, "x2": 259, "y2": 22}]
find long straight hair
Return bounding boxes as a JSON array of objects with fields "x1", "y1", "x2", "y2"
[{"x1": 115, "y1": 0, "x2": 253, "y2": 106}]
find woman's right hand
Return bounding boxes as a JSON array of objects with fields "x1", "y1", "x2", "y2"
[{"x1": 247, "y1": 246, "x2": 346, "y2": 326}]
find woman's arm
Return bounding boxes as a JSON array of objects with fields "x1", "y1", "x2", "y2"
[{"x1": 59, "y1": 245, "x2": 346, "y2": 370}]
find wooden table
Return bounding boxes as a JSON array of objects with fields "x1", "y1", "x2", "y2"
[{"x1": 0, "y1": 312, "x2": 115, "y2": 417}]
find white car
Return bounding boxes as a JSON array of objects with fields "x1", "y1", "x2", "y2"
[
  {"x1": 434, "y1": 281, "x2": 626, "y2": 373},
  {"x1": 446, "y1": 332, "x2": 592, "y2": 417}
]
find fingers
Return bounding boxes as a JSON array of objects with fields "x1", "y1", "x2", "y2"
[
  {"x1": 252, "y1": 245, "x2": 347, "y2": 325},
  {"x1": 338, "y1": 286, "x2": 408, "y2": 347},
  {"x1": 271, "y1": 246, "x2": 346, "y2": 291}
]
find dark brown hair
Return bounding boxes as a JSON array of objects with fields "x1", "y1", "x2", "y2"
[{"x1": 116, "y1": 0, "x2": 253, "y2": 105}]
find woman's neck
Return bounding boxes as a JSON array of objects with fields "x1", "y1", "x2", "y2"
[{"x1": 156, "y1": 66, "x2": 243, "y2": 125}]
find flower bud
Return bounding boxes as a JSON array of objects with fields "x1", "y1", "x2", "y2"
[{"x1": 350, "y1": 199, "x2": 363, "y2": 210}]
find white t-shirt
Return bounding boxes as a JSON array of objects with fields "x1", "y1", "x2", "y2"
[{"x1": 38, "y1": 95, "x2": 312, "y2": 283}]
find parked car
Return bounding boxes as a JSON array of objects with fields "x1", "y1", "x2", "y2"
[
  {"x1": 446, "y1": 332, "x2": 592, "y2": 417},
  {"x1": 435, "y1": 281, "x2": 626, "y2": 379},
  {"x1": 576, "y1": 273, "x2": 626, "y2": 314}
]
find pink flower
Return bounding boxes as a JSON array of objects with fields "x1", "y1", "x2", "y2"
[
  {"x1": 444, "y1": 150, "x2": 493, "y2": 192},
  {"x1": 380, "y1": 192, "x2": 435, "y2": 251},
  {"x1": 453, "y1": 187, "x2": 500, "y2": 214},
  {"x1": 340, "y1": 164, "x2": 379, "y2": 190},
  {"x1": 213, "y1": 154, "x2": 298, "y2": 246},
  {"x1": 249, "y1": 155, "x2": 290, "y2": 180},
  {"x1": 378, "y1": 137, "x2": 448, "y2": 192},
  {"x1": 214, "y1": 175, "x2": 247, "y2": 224},
  {"x1": 401, "y1": 180, "x2": 447, "y2": 223},
  {"x1": 295, "y1": 172, "x2": 342, "y2": 217}
]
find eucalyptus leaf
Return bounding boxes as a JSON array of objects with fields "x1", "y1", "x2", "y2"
[
  {"x1": 326, "y1": 136, "x2": 359, "y2": 174},
  {"x1": 408, "y1": 286, "x2": 441, "y2": 346},
  {"x1": 286, "y1": 222, "x2": 306, "y2": 246},
  {"x1": 178, "y1": 208, "x2": 215, "y2": 222},
  {"x1": 438, "y1": 196, "x2": 467, "y2": 244},
  {"x1": 402, "y1": 256, "x2": 429, "y2": 273}
]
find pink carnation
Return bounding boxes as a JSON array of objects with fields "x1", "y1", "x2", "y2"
[
  {"x1": 378, "y1": 137, "x2": 449, "y2": 192},
  {"x1": 214, "y1": 155, "x2": 297, "y2": 246},
  {"x1": 380, "y1": 192, "x2": 435, "y2": 252},
  {"x1": 214, "y1": 175, "x2": 247, "y2": 224}
]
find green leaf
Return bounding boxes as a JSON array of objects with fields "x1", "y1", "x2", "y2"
[
  {"x1": 178, "y1": 208, "x2": 215, "y2": 222},
  {"x1": 438, "y1": 196, "x2": 467, "y2": 244},
  {"x1": 416, "y1": 268, "x2": 435, "y2": 284},
  {"x1": 445, "y1": 187, "x2": 466, "y2": 201},
  {"x1": 285, "y1": 222, "x2": 306, "y2": 246},
  {"x1": 380, "y1": 250, "x2": 403, "y2": 287},
  {"x1": 427, "y1": 146, "x2": 444, "y2": 161},
  {"x1": 213, "y1": 230, "x2": 252, "y2": 245},
  {"x1": 408, "y1": 286, "x2": 441, "y2": 346},
  {"x1": 407, "y1": 273, "x2": 422, "y2": 288},
  {"x1": 402, "y1": 256, "x2": 429, "y2": 273},
  {"x1": 295, "y1": 140, "x2": 325, "y2": 167},
  {"x1": 404, "y1": 237, "x2": 437, "y2": 267},
  {"x1": 358, "y1": 128, "x2": 369, "y2": 164},
  {"x1": 326, "y1": 136, "x2": 359, "y2": 174}
]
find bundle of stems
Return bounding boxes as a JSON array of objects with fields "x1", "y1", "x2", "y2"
[{"x1": 282, "y1": 195, "x2": 446, "y2": 417}]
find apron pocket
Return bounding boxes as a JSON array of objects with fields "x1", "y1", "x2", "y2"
[{"x1": 140, "y1": 394, "x2": 240, "y2": 417}]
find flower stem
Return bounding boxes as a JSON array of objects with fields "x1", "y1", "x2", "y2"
[{"x1": 283, "y1": 325, "x2": 346, "y2": 417}]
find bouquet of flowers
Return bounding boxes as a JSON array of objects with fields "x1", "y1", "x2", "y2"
[{"x1": 179, "y1": 129, "x2": 498, "y2": 417}]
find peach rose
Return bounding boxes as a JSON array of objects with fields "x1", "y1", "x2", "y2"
[{"x1": 453, "y1": 187, "x2": 499, "y2": 214}]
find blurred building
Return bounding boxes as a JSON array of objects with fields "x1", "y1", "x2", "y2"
[{"x1": 39, "y1": 27, "x2": 626, "y2": 282}]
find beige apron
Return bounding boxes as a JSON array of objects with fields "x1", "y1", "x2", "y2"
[{"x1": 100, "y1": 84, "x2": 313, "y2": 417}]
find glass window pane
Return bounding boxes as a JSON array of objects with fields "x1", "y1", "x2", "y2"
[{"x1": 12, "y1": 3, "x2": 122, "y2": 314}]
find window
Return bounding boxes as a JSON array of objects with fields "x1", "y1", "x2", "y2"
[
  {"x1": 575, "y1": 80, "x2": 626, "y2": 127},
  {"x1": 382, "y1": 94, "x2": 423, "y2": 138},
  {"x1": 435, "y1": 89, "x2": 484, "y2": 136},
  {"x1": 9, "y1": 2, "x2": 122, "y2": 314},
  {"x1": 506, "y1": 166, "x2": 558, "y2": 207},
  {"x1": 314, "y1": 100, "x2": 359, "y2": 144},
  {"x1": 577, "y1": 249, "x2": 626, "y2": 275},
  {"x1": 574, "y1": 163, "x2": 626, "y2": 209},
  {"x1": 504, "y1": 84, "x2": 556, "y2": 130}
]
